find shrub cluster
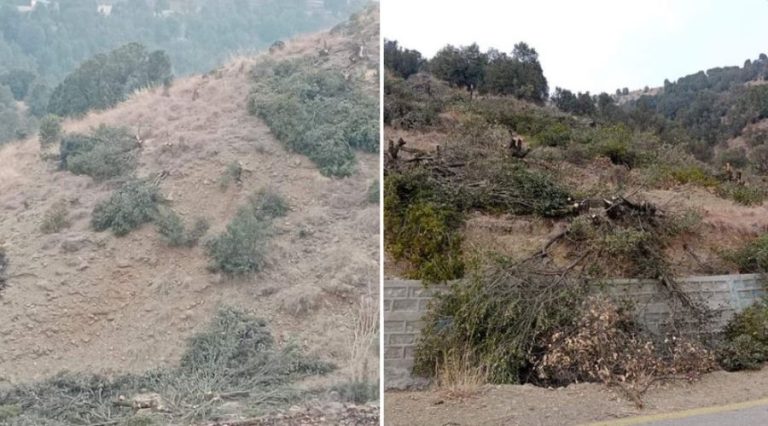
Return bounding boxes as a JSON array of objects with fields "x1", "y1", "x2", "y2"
[
  {"x1": 59, "y1": 125, "x2": 137, "y2": 181},
  {"x1": 206, "y1": 190, "x2": 288, "y2": 275},
  {"x1": 727, "y1": 234, "x2": 768, "y2": 273},
  {"x1": 717, "y1": 300, "x2": 768, "y2": 371},
  {"x1": 38, "y1": 115, "x2": 62, "y2": 147},
  {"x1": 384, "y1": 170, "x2": 465, "y2": 282},
  {"x1": 248, "y1": 59, "x2": 378, "y2": 177},
  {"x1": 92, "y1": 180, "x2": 161, "y2": 236},
  {"x1": 717, "y1": 182, "x2": 767, "y2": 206},
  {"x1": 155, "y1": 209, "x2": 209, "y2": 247}
]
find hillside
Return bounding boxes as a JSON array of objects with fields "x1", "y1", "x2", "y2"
[
  {"x1": 0, "y1": 5, "x2": 379, "y2": 425},
  {"x1": 384, "y1": 49, "x2": 768, "y2": 281},
  {"x1": 383, "y1": 40, "x2": 768, "y2": 408}
]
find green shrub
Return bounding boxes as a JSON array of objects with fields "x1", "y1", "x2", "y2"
[
  {"x1": 668, "y1": 165, "x2": 719, "y2": 187},
  {"x1": 38, "y1": 115, "x2": 62, "y2": 147},
  {"x1": 92, "y1": 181, "x2": 161, "y2": 236},
  {"x1": 725, "y1": 300, "x2": 768, "y2": 343},
  {"x1": 155, "y1": 208, "x2": 184, "y2": 245},
  {"x1": 248, "y1": 189, "x2": 289, "y2": 219},
  {"x1": 467, "y1": 163, "x2": 572, "y2": 217},
  {"x1": 40, "y1": 200, "x2": 70, "y2": 234},
  {"x1": 591, "y1": 124, "x2": 638, "y2": 167},
  {"x1": 750, "y1": 144, "x2": 768, "y2": 174},
  {"x1": 717, "y1": 300, "x2": 768, "y2": 371},
  {"x1": 187, "y1": 218, "x2": 211, "y2": 246},
  {"x1": 60, "y1": 125, "x2": 137, "y2": 181},
  {"x1": 396, "y1": 201, "x2": 465, "y2": 282},
  {"x1": 384, "y1": 171, "x2": 465, "y2": 282},
  {"x1": 155, "y1": 209, "x2": 209, "y2": 247},
  {"x1": 718, "y1": 183, "x2": 767, "y2": 206},
  {"x1": 248, "y1": 59, "x2": 378, "y2": 177},
  {"x1": 206, "y1": 191, "x2": 287, "y2": 275},
  {"x1": 717, "y1": 334, "x2": 768, "y2": 371},
  {"x1": 383, "y1": 73, "x2": 447, "y2": 129},
  {"x1": 0, "y1": 404, "x2": 20, "y2": 422},
  {"x1": 534, "y1": 122, "x2": 571, "y2": 147}
]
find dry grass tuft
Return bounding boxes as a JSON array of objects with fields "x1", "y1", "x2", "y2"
[
  {"x1": 348, "y1": 294, "x2": 378, "y2": 382},
  {"x1": 434, "y1": 347, "x2": 488, "y2": 399}
]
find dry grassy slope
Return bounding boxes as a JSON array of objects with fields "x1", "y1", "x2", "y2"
[{"x1": 0, "y1": 10, "x2": 379, "y2": 386}]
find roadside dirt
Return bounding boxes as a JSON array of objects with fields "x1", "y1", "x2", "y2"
[{"x1": 385, "y1": 368, "x2": 768, "y2": 425}]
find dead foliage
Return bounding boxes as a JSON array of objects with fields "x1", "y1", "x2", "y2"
[{"x1": 538, "y1": 296, "x2": 715, "y2": 407}]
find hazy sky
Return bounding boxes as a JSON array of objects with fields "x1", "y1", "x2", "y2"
[{"x1": 383, "y1": 0, "x2": 768, "y2": 94}]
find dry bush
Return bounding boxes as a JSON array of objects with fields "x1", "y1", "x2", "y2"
[
  {"x1": 348, "y1": 294, "x2": 378, "y2": 382},
  {"x1": 276, "y1": 284, "x2": 322, "y2": 316},
  {"x1": 537, "y1": 296, "x2": 715, "y2": 406},
  {"x1": 217, "y1": 161, "x2": 243, "y2": 191},
  {"x1": 331, "y1": 294, "x2": 380, "y2": 405},
  {"x1": 40, "y1": 200, "x2": 70, "y2": 234}
]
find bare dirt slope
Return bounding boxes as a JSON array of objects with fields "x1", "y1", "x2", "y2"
[
  {"x1": 0, "y1": 19, "x2": 378, "y2": 387},
  {"x1": 385, "y1": 368, "x2": 768, "y2": 426}
]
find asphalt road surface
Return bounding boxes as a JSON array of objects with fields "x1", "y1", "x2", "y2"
[{"x1": 587, "y1": 398, "x2": 768, "y2": 426}]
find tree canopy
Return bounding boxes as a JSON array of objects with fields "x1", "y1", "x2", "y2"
[
  {"x1": 426, "y1": 41, "x2": 548, "y2": 103},
  {"x1": 384, "y1": 39, "x2": 425, "y2": 79}
]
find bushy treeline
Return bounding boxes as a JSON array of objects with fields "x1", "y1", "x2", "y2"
[
  {"x1": 0, "y1": 0, "x2": 369, "y2": 83},
  {"x1": 0, "y1": 0, "x2": 370, "y2": 142},
  {"x1": 552, "y1": 53, "x2": 768, "y2": 163},
  {"x1": 384, "y1": 39, "x2": 548, "y2": 103}
]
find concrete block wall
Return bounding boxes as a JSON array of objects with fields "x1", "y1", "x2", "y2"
[
  {"x1": 383, "y1": 279, "x2": 440, "y2": 390},
  {"x1": 384, "y1": 274, "x2": 766, "y2": 389}
]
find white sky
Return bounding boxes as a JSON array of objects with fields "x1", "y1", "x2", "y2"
[{"x1": 382, "y1": 0, "x2": 768, "y2": 93}]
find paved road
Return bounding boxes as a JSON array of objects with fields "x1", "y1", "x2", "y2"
[{"x1": 587, "y1": 398, "x2": 768, "y2": 425}]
